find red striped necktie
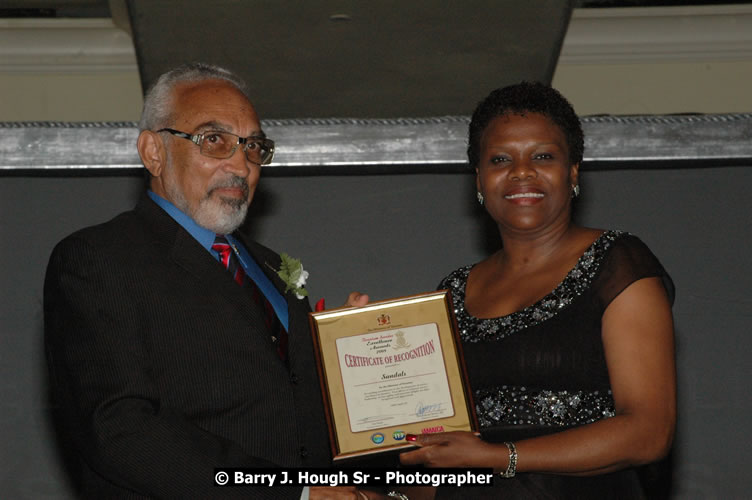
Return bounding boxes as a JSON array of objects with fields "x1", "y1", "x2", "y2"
[
  {"x1": 211, "y1": 236, "x2": 246, "y2": 285},
  {"x1": 212, "y1": 235, "x2": 288, "y2": 361}
]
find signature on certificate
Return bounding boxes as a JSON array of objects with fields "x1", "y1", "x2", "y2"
[{"x1": 415, "y1": 401, "x2": 443, "y2": 417}]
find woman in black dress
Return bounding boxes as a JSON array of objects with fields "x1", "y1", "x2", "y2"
[{"x1": 399, "y1": 82, "x2": 676, "y2": 499}]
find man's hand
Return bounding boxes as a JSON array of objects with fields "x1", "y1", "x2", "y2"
[
  {"x1": 309, "y1": 486, "x2": 372, "y2": 499},
  {"x1": 344, "y1": 292, "x2": 369, "y2": 307}
]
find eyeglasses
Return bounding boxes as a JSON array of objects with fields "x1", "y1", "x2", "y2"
[{"x1": 157, "y1": 128, "x2": 275, "y2": 165}]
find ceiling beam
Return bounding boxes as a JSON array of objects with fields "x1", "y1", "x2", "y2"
[{"x1": 2, "y1": 113, "x2": 750, "y2": 174}]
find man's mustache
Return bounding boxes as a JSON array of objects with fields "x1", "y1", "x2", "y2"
[{"x1": 207, "y1": 176, "x2": 250, "y2": 200}]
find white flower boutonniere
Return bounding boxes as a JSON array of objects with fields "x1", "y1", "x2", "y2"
[{"x1": 276, "y1": 253, "x2": 309, "y2": 299}]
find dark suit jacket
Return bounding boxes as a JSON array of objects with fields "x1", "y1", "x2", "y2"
[{"x1": 44, "y1": 194, "x2": 331, "y2": 499}]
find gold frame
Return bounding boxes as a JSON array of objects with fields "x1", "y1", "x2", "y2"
[{"x1": 309, "y1": 290, "x2": 477, "y2": 462}]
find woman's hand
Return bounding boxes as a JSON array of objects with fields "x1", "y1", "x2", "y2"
[{"x1": 399, "y1": 431, "x2": 503, "y2": 469}]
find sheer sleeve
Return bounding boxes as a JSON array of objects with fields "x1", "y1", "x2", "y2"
[{"x1": 593, "y1": 234, "x2": 675, "y2": 312}]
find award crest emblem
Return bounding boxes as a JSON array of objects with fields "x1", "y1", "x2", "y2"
[
  {"x1": 392, "y1": 330, "x2": 411, "y2": 350},
  {"x1": 377, "y1": 313, "x2": 391, "y2": 326}
]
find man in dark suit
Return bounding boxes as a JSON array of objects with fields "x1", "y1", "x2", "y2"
[{"x1": 44, "y1": 63, "x2": 368, "y2": 499}]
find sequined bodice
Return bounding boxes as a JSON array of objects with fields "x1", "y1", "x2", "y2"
[
  {"x1": 438, "y1": 230, "x2": 657, "y2": 431},
  {"x1": 446, "y1": 231, "x2": 624, "y2": 344}
]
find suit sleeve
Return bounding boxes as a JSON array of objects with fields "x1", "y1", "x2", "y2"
[{"x1": 44, "y1": 235, "x2": 303, "y2": 499}]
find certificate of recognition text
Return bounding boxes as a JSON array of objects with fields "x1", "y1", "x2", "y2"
[{"x1": 335, "y1": 323, "x2": 454, "y2": 433}]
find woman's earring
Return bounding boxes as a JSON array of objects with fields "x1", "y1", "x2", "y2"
[
  {"x1": 476, "y1": 191, "x2": 485, "y2": 205},
  {"x1": 572, "y1": 184, "x2": 580, "y2": 198}
]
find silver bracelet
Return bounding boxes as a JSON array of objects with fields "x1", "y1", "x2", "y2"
[
  {"x1": 386, "y1": 491, "x2": 409, "y2": 500},
  {"x1": 500, "y1": 441, "x2": 518, "y2": 478}
]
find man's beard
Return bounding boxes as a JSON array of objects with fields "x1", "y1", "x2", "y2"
[{"x1": 168, "y1": 174, "x2": 250, "y2": 235}]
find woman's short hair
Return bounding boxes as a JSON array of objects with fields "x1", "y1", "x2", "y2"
[
  {"x1": 138, "y1": 62, "x2": 250, "y2": 131},
  {"x1": 467, "y1": 81, "x2": 584, "y2": 168}
]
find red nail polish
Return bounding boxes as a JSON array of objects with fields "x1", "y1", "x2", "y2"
[
  {"x1": 315, "y1": 298, "x2": 325, "y2": 311},
  {"x1": 406, "y1": 434, "x2": 417, "y2": 442}
]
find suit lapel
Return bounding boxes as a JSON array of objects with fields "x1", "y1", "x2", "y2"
[
  {"x1": 171, "y1": 229, "x2": 273, "y2": 333},
  {"x1": 235, "y1": 234, "x2": 314, "y2": 367},
  {"x1": 136, "y1": 193, "x2": 310, "y2": 365},
  {"x1": 133, "y1": 196, "x2": 271, "y2": 339},
  {"x1": 236, "y1": 235, "x2": 289, "y2": 297}
]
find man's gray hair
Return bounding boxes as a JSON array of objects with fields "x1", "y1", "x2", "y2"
[{"x1": 138, "y1": 62, "x2": 250, "y2": 131}]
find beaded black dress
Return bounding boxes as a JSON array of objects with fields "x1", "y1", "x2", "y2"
[{"x1": 436, "y1": 231, "x2": 674, "y2": 499}]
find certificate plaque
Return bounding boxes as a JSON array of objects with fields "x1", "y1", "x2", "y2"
[{"x1": 309, "y1": 290, "x2": 477, "y2": 462}]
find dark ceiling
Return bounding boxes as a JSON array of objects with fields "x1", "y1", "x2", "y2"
[{"x1": 125, "y1": 0, "x2": 574, "y2": 119}]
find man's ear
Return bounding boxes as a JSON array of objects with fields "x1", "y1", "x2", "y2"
[{"x1": 137, "y1": 130, "x2": 166, "y2": 178}]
